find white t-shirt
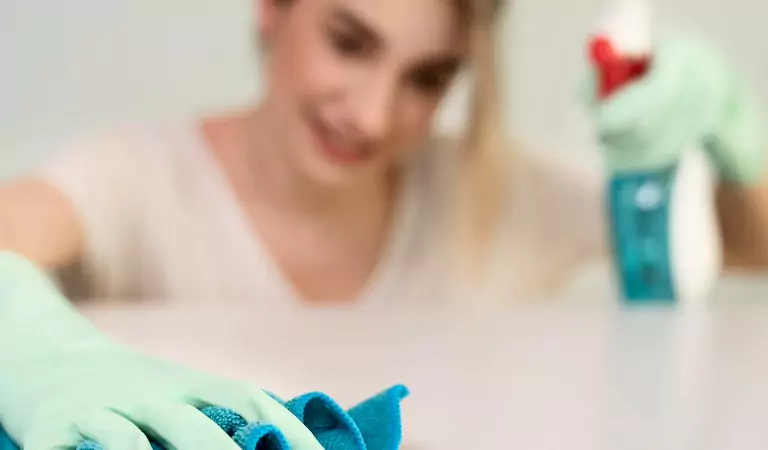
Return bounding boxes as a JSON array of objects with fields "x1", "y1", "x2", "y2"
[{"x1": 37, "y1": 121, "x2": 606, "y2": 305}]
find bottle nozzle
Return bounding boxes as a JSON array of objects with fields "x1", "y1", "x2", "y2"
[
  {"x1": 590, "y1": 0, "x2": 653, "y2": 99},
  {"x1": 596, "y1": 0, "x2": 653, "y2": 57}
]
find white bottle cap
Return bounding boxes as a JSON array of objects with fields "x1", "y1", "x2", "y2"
[{"x1": 595, "y1": 0, "x2": 653, "y2": 57}]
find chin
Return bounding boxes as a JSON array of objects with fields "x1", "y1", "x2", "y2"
[
  {"x1": 293, "y1": 121, "x2": 382, "y2": 189},
  {"x1": 295, "y1": 142, "x2": 371, "y2": 189}
]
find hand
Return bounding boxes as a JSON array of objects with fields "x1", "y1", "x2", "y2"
[
  {"x1": 0, "y1": 252, "x2": 322, "y2": 450},
  {"x1": 581, "y1": 33, "x2": 766, "y2": 183}
]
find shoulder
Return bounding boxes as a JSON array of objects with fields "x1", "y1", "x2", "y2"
[
  {"x1": 31, "y1": 117, "x2": 209, "y2": 247},
  {"x1": 35, "y1": 118, "x2": 207, "y2": 191},
  {"x1": 414, "y1": 133, "x2": 602, "y2": 206},
  {"x1": 31, "y1": 119, "x2": 211, "y2": 298},
  {"x1": 414, "y1": 134, "x2": 606, "y2": 298}
]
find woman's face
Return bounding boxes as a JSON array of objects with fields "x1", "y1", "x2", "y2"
[{"x1": 259, "y1": 0, "x2": 467, "y2": 187}]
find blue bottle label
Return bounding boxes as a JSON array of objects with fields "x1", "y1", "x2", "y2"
[{"x1": 608, "y1": 166, "x2": 678, "y2": 302}]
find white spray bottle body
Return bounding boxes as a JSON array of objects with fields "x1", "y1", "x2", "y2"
[{"x1": 593, "y1": 0, "x2": 722, "y2": 304}]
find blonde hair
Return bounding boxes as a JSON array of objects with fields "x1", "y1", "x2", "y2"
[{"x1": 455, "y1": 0, "x2": 510, "y2": 281}]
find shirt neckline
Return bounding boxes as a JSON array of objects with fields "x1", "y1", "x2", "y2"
[{"x1": 183, "y1": 119, "x2": 422, "y2": 305}]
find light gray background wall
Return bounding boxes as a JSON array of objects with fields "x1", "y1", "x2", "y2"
[
  {"x1": 2, "y1": 0, "x2": 768, "y2": 292},
  {"x1": 3, "y1": 0, "x2": 767, "y2": 178}
]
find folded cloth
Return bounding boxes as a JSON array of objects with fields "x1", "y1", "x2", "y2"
[{"x1": 0, "y1": 385, "x2": 408, "y2": 450}]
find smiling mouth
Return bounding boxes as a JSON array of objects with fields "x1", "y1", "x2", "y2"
[{"x1": 307, "y1": 116, "x2": 374, "y2": 166}]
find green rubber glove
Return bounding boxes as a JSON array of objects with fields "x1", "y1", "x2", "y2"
[
  {"x1": 581, "y1": 33, "x2": 767, "y2": 183},
  {"x1": 0, "y1": 251, "x2": 322, "y2": 450}
]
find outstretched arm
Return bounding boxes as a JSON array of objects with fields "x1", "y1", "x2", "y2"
[{"x1": 0, "y1": 178, "x2": 84, "y2": 269}]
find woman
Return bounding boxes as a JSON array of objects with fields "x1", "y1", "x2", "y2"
[{"x1": 1, "y1": 0, "x2": 767, "y2": 448}]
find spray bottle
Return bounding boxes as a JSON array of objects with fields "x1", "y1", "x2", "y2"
[{"x1": 588, "y1": 0, "x2": 722, "y2": 304}]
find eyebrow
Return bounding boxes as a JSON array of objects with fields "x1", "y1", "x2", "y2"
[
  {"x1": 330, "y1": 6, "x2": 382, "y2": 46},
  {"x1": 330, "y1": 5, "x2": 465, "y2": 73}
]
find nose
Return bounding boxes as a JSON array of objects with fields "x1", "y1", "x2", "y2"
[{"x1": 348, "y1": 73, "x2": 397, "y2": 140}]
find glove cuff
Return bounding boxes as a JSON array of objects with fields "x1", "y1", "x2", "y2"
[
  {"x1": 0, "y1": 251, "x2": 104, "y2": 350},
  {"x1": 0, "y1": 251, "x2": 69, "y2": 317}
]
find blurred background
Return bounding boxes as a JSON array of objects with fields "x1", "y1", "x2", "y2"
[
  {"x1": 4, "y1": 3, "x2": 768, "y2": 445},
  {"x1": 3, "y1": 0, "x2": 768, "y2": 295}
]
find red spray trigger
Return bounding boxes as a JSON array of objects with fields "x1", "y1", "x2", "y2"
[{"x1": 589, "y1": 35, "x2": 651, "y2": 100}]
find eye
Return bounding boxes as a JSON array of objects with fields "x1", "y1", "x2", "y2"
[
  {"x1": 329, "y1": 28, "x2": 368, "y2": 56},
  {"x1": 409, "y1": 70, "x2": 451, "y2": 94}
]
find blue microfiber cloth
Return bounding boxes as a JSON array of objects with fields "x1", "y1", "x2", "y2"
[{"x1": 0, "y1": 384, "x2": 409, "y2": 450}]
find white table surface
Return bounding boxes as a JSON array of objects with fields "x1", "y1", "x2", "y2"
[{"x1": 77, "y1": 276, "x2": 768, "y2": 450}]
